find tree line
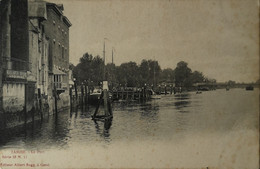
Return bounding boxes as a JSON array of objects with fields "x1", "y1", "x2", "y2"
[{"x1": 71, "y1": 53, "x2": 216, "y2": 89}]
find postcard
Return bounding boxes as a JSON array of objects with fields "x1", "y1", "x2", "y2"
[{"x1": 0, "y1": 0, "x2": 259, "y2": 168}]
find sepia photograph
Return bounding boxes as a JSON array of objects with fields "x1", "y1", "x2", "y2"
[{"x1": 0, "y1": 0, "x2": 259, "y2": 168}]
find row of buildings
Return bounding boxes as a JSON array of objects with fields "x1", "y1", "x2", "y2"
[{"x1": 0, "y1": 0, "x2": 72, "y2": 128}]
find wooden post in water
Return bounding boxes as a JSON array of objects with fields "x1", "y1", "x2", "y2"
[
  {"x1": 92, "y1": 81, "x2": 112, "y2": 120},
  {"x1": 54, "y1": 85, "x2": 58, "y2": 117},
  {"x1": 69, "y1": 87, "x2": 72, "y2": 110},
  {"x1": 74, "y1": 81, "x2": 78, "y2": 103},
  {"x1": 93, "y1": 92, "x2": 103, "y2": 118},
  {"x1": 24, "y1": 83, "x2": 27, "y2": 125},
  {"x1": 170, "y1": 85, "x2": 173, "y2": 95},
  {"x1": 38, "y1": 88, "x2": 43, "y2": 120},
  {"x1": 84, "y1": 84, "x2": 88, "y2": 106},
  {"x1": 81, "y1": 84, "x2": 84, "y2": 108}
]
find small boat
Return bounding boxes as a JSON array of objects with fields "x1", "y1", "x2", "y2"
[
  {"x1": 150, "y1": 89, "x2": 161, "y2": 99},
  {"x1": 89, "y1": 87, "x2": 102, "y2": 104},
  {"x1": 196, "y1": 91, "x2": 202, "y2": 94},
  {"x1": 245, "y1": 86, "x2": 254, "y2": 90}
]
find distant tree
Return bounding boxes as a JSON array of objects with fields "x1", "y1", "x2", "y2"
[
  {"x1": 73, "y1": 53, "x2": 103, "y2": 85},
  {"x1": 190, "y1": 71, "x2": 205, "y2": 84},
  {"x1": 105, "y1": 63, "x2": 117, "y2": 88},
  {"x1": 174, "y1": 61, "x2": 192, "y2": 87},
  {"x1": 205, "y1": 77, "x2": 217, "y2": 84},
  {"x1": 226, "y1": 80, "x2": 236, "y2": 86},
  {"x1": 69, "y1": 63, "x2": 75, "y2": 70},
  {"x1": 117, "y1": 62, "x2": 139, "y2": 87},
  {"x1": 160, "y1": 68, "x2": 174, "y2": 83},
  {"x1": 139, "y1": 59, "x2": 161, "y2": 86}
]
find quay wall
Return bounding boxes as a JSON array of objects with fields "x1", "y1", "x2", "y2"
[{"x1": 3, "y1": 83, "x2": 25, "y2": 113}]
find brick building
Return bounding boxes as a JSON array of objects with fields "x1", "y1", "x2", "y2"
[
  {"x1": 43, "y1": 2, "x2": 71, "y2": 94},
  {"x1": 0, "y1": 0, "x2": 71, "y2": 128}
]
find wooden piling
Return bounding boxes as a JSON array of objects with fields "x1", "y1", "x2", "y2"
[
  {"x1": 69, "y1": 87, "x2": 72, "y2": 110},
  {"x1": 24, "y1": 83, "x2": 27, "y2": 125},
  {"x1": 54, "y1": 85, "x2": 58, "y2": 117},
  {"x1": 38, "y1": 88, "x2": 43, "y2": 120},
  {"x1": 74, "y1": 82, "x2": 78, "y2": 101},
  {"x1": 84, "y1": 85, "x2": 88, "y2": 106},
  {"x1": 81, "y1": 84, "x2": 84, "y2": 107},
  {"x1": 93, "y1": 92, "x2": 104, "y2": 118},
  {"x1": 103, "y1": 89, "x2": 109, "y2": 116}
]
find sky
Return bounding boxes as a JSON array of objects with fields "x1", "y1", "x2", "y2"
[{"x1": 48, "y1": 0, "x2": 259, "y2": 83}]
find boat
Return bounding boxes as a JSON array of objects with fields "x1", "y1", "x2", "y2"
[
  {"x1": 196, "y1": 91, "x2": 202, "y2": 94},
  {"x1": 245, "y1": 86, "x2": 254, "y2": 90},
  {"x1": 89, "y1": 87, "x2": 102, "y2": 104},
  {"x1": 149, "y1": 89, "x2": 161, "y2": 99}
]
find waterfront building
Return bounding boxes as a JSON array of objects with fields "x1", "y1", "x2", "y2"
[
  {"x1": 43, "y1": 2, "x2": 71, "y2": 94},
  {"x1": 0, "y1": 0, "x2": 71, "y2": 128}
]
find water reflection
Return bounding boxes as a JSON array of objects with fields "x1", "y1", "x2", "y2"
[
  {"x1": 174, "y1": 93, "x2": 191, "y2": 110},
  {"x1": 93, "y1": 118, "x2": 112, "y2": 142},
  {"x1": 139, "y1": 102, "x2": 159, "y2": 123}
]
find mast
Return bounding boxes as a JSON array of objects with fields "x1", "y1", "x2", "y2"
[
  {"x1": 112, "y1": 48, "x2": 114, "y2": 64},
  {"x1": 103, "y1": 40, "x2": 106, "y2": 81},
  {"x1": 153, "y1": 57, "x2": 156, "y2": 88}
]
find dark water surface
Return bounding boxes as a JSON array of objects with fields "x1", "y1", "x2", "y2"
[{"x1": 0, "y1": 88, "x2": 258, "y2": 168}]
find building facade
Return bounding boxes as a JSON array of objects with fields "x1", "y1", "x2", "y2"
[
  {"x1": 43, "y1": 3, "x2": 71, "y2": 93},
  {"x1": 0, "y1": 0, "x2": 71, "y2": 128}
]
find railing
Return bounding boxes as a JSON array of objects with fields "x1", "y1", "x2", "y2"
[
  {"x1": 54, "y1": 82, "x2": 68, "y2": 90},
  {"x1": 3, "y1": 57, "x2": 32, "y2": 71}
]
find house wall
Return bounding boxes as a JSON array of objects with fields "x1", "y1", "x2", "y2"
[
  {"x1": 43, "y1": 6, "x2": 70, "y2": 92},
  {"x1": 2, "y1": 83, "x2": 24, "y2": 113},
  {"x1": 11, "y1": 0, "x2": 29, "y2": 70}
]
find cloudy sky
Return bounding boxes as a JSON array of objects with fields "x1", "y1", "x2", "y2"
[{"x1": 49, "y1": 0, "x2": 259, "y2": 83}]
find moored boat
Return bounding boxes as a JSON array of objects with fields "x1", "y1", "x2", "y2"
[
  {"x1": 149, "y1": 89, "x2": 161, "y2": 99},
  {"x1": 245, "y1": 86, "x2": 254, "y2": 90},
  {"x1": 89, "y1": 87, "x2": 102, "y2": 104}
]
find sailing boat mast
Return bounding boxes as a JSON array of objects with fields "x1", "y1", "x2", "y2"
[
  {"x1": 153, "y1": 57, "x2": 156, "y2": 88},
  {"x1": 112, "y1": 48, "x2": 114, "y2": 64},
  {"x1": 103, "y1": 40, "x2": 106, "y2": 80}
]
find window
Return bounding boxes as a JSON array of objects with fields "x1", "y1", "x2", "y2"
[{"x1": 54, "y1": 75, "x2": 62, "y2": 89}]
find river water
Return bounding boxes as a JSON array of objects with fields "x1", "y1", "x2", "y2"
[{"x1": 0, "y1": 88, "x2": 259, "y2": 168}]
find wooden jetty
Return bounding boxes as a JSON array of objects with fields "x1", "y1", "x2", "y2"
[{"x1": 111, "y1": 89, "x2": 151, "y2": 101}]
